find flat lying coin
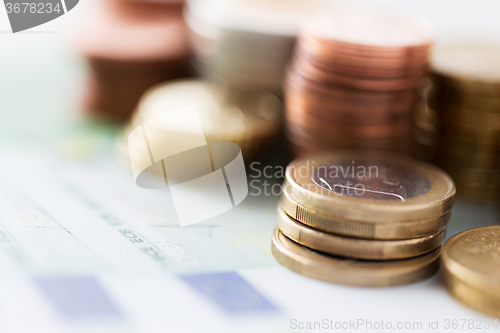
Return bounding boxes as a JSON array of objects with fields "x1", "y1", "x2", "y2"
[
  {"x1": 442, "y1": 226, "x2": 500, "y2": 316},
  {"x1": 271, "y1": 228, "x2": 441, "y2": 287},
  {"x1": 277, "y1": 208, "x2": 445, "y2": 260},
  {"x1": 285, "y1": 151, "x2": 456, "y2": 223},
  {"x1": 444, "y1": 275, "x2": 500, "y2": 318},
  {"x1": 137, "y1": 79, "x2": 282, "y2": 159}
]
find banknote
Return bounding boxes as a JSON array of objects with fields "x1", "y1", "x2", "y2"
[{"x1": 0, "y1": 148, "x2": 497, "y2": 333}]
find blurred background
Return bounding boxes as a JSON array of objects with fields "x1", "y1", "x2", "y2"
[{"x1": 1, "y1": 0, "x2": 500, "y2": 202}]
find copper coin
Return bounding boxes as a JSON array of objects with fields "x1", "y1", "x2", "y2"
[
  {"x1": 74, "y1": 0, "x2": 189, "y2": 62},
  {"x1": 294, "y1": 46, "x2": 429, "y2": 79},
  {"x1": 301, "y1": 7, "x2": 435, "y2": 56},
  {"x1": 285, "y1": 69, "x2": 418, "y2": 105},
  {"x1": 292, "y1": 57, "x2": 425, "y2": 91}
]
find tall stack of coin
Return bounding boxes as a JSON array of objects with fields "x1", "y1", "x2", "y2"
[
  {"x1": 115, "y1": 79, "x2": 282, "y2": 170},
  {"x1": 272, "y1": 151, "x2": 456, "y2": 286},
  {"x1": 442, "y1": 226, "x2": 500, "y2": 317},
  {"x1": 74, "y1": 0, "x2": 191, "y2": 121},
  {"x1": 284, "y1": 7, "x2": 436, "y2": 156},
  {"x1": 185, "y1": 0, "x2": 325, "y2": 95},
  {"x1": 414, "y1": 44, "x2": 500, "y2": 202}
]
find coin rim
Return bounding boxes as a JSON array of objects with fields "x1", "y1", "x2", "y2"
[
  {"x1": 285, "y1": 151, "x2": 456, "y2": 222},
  {"x1": 443, "y1": 266, "x2": 500, "y2": 317},
  {"x1": 442, "y1": 226, "x2": 500, "y2": 295},
  {"x1": 271, "y1": 228, "x2": 442, "y2": 287},
  {"x1": 277, "y1": 207, "x2": 446, "y2": 260},
  {"x1": 280, "y1": 187, "x2": 451, "y2": 239}
]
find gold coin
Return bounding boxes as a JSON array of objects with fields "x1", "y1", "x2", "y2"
[
  {"x1": 277, "y1": 208, "x2": 446, "y2": 260},
  {"x1": 443, "y1": 274, "x2": 500, "y2": 318},
  {"x1": 454, "y1": 184, "x2": 500, "y2": 203},
  {"x1": 431, "y1": 73, "x2": 500, "y2": 97},
  {"x1": 435, "y1": 106, "x2": 500, "y2": 129},
  {"x1": 442, "y1": 166, "x2": 500, "y2": 185},
  {"x1": 137, "y1": 79, "x2": 281, "y2": 141},
  {"x1": 284, "y1": 151, "x2": 456, "y2": 223},
  {"x1": 431, "y1": 44, "x2": 500, "y2": 97},
  {"x1": 436, "y1": 137, "x2": 499, "y2": 155},
  {"x1": 280, "y1": 185, "x2": 451, "y2": 239},
  {"x1": 115, "y1": 79, "x2": 282, "y2": 170},
  {"x1": 441, "y1": 124, "x2": 500, "y2": 145},
  {"x1": 442, "y1": 226, "x2": 500, "y2": 315},
  {"x1": 271, "y1": 228, "x2": 441, "y2": 287},
  {"x1": 436, "y1": 93, "x2": 500, "y2": 113},
  {"x1": 435, "y1": 149, "x2": 499, "y2": 169}
]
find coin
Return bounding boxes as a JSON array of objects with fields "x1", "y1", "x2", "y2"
[
  {"x1": 271, "y1": 228, "x2": 441, "y2": 287},
  {"x1": 186, "y1": 0, "x2": 325, "y2": 93},
  {"x1": 434, "y1": 148, "x2": 500, "y2": 169},
  {"x1": 115, "y1": 79, "x2": 282, "y2": 168},
  {"x1": 443, "y1": 166, "x2": 500, "y2": 185},
  {"x1": 284, "y1": 151, "x2": 456, "y2": 223},
  {"x1": 137, "y1": 79, "x2": 281, "y2": 144},
  {"x1": 442, "y1": 226, "x2": 500, "y2": 316},
  {"x1": 413, "y1": 44, "x2": 500, "y2": 203},
  {"x1": 444, "y1": 276, "x2": 500, "y2": 318},
  {"x1": 432, "y1": 92, "x2": 500, "y2": 113},
  {"x1": 301, "y1": 7, "x2": 435, "y2": 55},
  {"x1": 435, "y1": 137, "x2": 499, "y2": 155},
  {"x1": 284, "y1": 6, "x2": 435, "y2": 155},
  {"x1": 74, "y1": 0, "x2": 191, "y2": 121},
  {"x1": 285, "y1": 126, "x2": 412, "y2": 155},
  {"x1": 453, "y1": 183, "x2": 500, "y2": 203},
  {"x1": 292, "y1": 56, "x2": 424, "y2": 91},
  {"x1": 435, "y1": 106, "x2": 500, "y2": 130},
  {"x1": 431, "y1": 44, "x2": 500, "y2": 97},
  {"x1": 277, "y1": 208, "x2": 445, "y2": 260},
  {"x1": 440, "y1": 124, "x2": 500, "y2": 145},
  {"x1": 280, "y1": 184, "x2": 451, "y2": 240}
]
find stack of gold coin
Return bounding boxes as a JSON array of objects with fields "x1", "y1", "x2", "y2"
[
  {"x1": 272, "y1": 151, "x2": 456, "y2": 286},
  {"x1": 284, "y1": 7, "x2": 436, "y2": 156},
  {"x1": 185, "y1": 0, "x2": 325, "y2": 95},
  {"x1": 414, "y1": 44, "x2": 500, "y2": 202},
  {"x1": 115, "y1": 79, "x2": 282, "y2": 170},
  {"x1": 442, "y1": 226, "x2": 500, "y2": 317},
  {"x1": 74, "y1": 0, "x2": 191, "y2": 121}
]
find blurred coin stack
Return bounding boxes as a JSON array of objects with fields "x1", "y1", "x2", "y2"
[
  {"x1": 272, "y1": 151, "x2": 456, "y2": 287},
  {"x1": 115, "y1": 79, "x2": 282, "y2": 171},
  {"x1": 442, "y1": 226, "x2": 500, "y2": 317},
  {"x1": 414, "y1": 44, "x2": 500, "y2": 202},
  {"x1": 284, "y1": 7, "x2": 436, "y2": 156},
  {"x1": 185, "y1": 0, "x2": 325, "y2": 95},
  {"x1": 74, "y1": 0, "x2": 191, "y2": 121}
]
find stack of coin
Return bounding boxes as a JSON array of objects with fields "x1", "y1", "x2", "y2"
[
  {"x1": 272, "y1": 151, "x2": 456, "y2": 286},
  {"x1": 414, "y1": 44, "x2": 500, "y2": 202},
  {"x1": 74, "y1": 0, "x2": 191, "y2": 121},
  {"x1": 185, "y1": 0, "x2": 325, "y2": 95},
  {"x1": 284, "y1": 7, "x2": 436, "y2": 156},
  {"x1": 115, "y1": 79, "x2": 282, "y2": 170},
  {"x1": 442, "y1": 226, "x2": 500, "y2": 317}
]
